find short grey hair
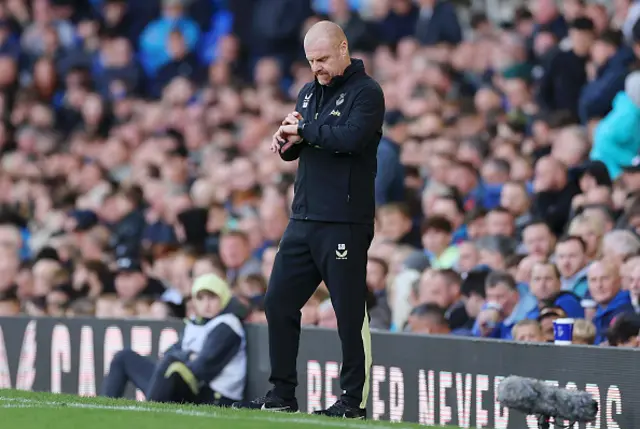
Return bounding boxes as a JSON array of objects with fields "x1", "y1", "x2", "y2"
[
  {"x1": 603, "y1": 230, "x2": 640, "y2": 259},
  {"x1": 475, "y1": 235, "x2": 517, "y2": 258}
]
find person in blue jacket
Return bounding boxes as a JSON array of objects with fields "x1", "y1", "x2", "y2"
[
  {"x1": 526, "y1": 261, "x2": 584, "y2": 319},
  {"x1": 578, "y1": 29, "x2": 635, "y2": 124},
  {"x1": 588, "y1": 260, "x2": 634, "y2": 344},
  {"x1": 591, "y1": 71, "x2": 640, "y2": 180}
]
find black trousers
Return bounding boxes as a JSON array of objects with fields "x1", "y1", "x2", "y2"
[
  {"x1": 264, "y1": 219, "x2": 374, "y2": 409},
  {"x1": 101, "y1": 349, "x2": 234, "y2": 407}
]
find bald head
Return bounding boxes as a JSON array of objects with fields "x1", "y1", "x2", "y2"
[
  {"x1": 304, "y1": 20, "x2": 347, "y2": 48},
  {"x1": 303, "y1": 21, "x2": 351, "y2": 85}
]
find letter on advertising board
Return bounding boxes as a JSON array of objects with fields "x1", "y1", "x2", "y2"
[
  {"x1": 325, "y1": 361, "x2": 339, "y2": 409},
  {"x1": 418, "y1": 369, "x2": 435, "y2": 425},
  {"x1": 372, "y1": 365, "x2": 386, "y2": 420},
  {"x1": 439, "y1": 371, "x2": 452, "y2": 426},
  {"x1": 456, "y1": 373, "x2": 472, "y2": 428},
  {"x1": 103, "y1": 326, "x2": 124, "y2": 376},
  {"x1": 16, "y1": 321, "x2": 36, "y2": 391},
  {"x1": 494, "y1": 376, "x2": 509, "y2": 429},
  {"x1": 78, "y1": 326, "x2": 96, "y2": 397},
  {"x1": 389, "y1": 367, "x2": 404, "y2": 422},
  {"x1": 606, "y1": 385, "x2": 621, "y2": 429},
  {"x1": 307, "y1": 360, "x2": 322, "y2": 413},
  {"x1": 475, "y1": 374, "x2": 489, "y2": 428},
  {"x1": 51, "y1": 324, "x2": 71, "y2": 393},
  {"x1": 585, "y1": 383, "x2": 601, "y2": 429},
  {"x1": 158, "y1": 328, "x2": 179, "y2": 357}
]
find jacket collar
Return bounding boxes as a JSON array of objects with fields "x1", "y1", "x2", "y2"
[{"x1": 321, "y1": 58, "x2": 365, "y2": 88}]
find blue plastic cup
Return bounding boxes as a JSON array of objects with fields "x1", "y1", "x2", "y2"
[{"x1": 553, "y1": 318, "x2": 575, "y2": 345}]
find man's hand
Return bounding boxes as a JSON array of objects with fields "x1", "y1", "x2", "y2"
[
  {"x1": 270, "y1": 123, "x2": 302, "y2": 153},
  {"x1": 282, "y1": 111, "x2": 303, "y2": 125}
]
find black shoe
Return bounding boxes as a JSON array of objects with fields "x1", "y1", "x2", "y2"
[
  {"x1": 231, "y1": 392, "x2": 299, "y2": 412},
  {"x1": 312, "y1": 399, "x2": 366, "y2": 419}
]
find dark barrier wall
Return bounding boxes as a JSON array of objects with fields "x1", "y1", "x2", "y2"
[{"x1": 0, "y1": 316, "x2": 637, "y2": 429}]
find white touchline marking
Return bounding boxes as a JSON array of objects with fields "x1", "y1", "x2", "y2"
[{"x1": 0, "y1": 397, "x2": 413, "y2": 429}]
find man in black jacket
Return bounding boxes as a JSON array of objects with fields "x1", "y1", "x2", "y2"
[{"x1": 233, "y1": 21, "x2": 385, "y2": 419}]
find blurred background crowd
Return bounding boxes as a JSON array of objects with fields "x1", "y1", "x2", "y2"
[{"x1": 1, "y1": 0, "x2": 640, "y2": 348}]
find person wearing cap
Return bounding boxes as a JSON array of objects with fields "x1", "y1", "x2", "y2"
[
  {"x1": 114, "y1": 256, "x2": 166, "y2": 301},
  {"x1": 375, "y1": 110, "x2": 406, "y2": 207},
  {"x1": 102, "y1": 274, "x2": 246, "y2": 406}
]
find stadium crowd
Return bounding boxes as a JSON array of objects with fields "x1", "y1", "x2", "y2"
[{"x1": 0, "y1": 0, "x2": 639, "y2": 348}]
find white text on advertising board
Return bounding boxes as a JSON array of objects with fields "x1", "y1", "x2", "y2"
[{"x1": 307, "y1": 361, "x2": 623, "y2": 429}]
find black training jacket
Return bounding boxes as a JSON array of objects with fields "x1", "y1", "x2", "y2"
[{"x1": 281, "y1": 58, "x2": 385, "y2": 224}]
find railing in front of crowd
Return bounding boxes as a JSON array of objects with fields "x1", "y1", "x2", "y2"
[{"x1": 0, "y1": 316, "x2": 634, "y2": 428}]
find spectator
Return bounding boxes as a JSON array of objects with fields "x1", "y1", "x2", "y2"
[
  {"x1": 591, "y1": 72, "x2": 640, "y2": 180},
  {"x1": 512, "y1": 319, "x2": 545, "y2": 342},
  {"x1": 139, "y1": 0, "x2": 200, "y2": 75},
  {"x1": 578, "y1": 29, "x2": 634, "y2": 123},
  {"x1": 476, "y1": 270, "x2": 537, "y2": 339},
  {"x1": 537, "y1": 17, "x2": 593, "y2": 117},
  {"x1": 537, "y1": 305, "x2": 567, "y2": 342},
  {"x1": 588, "y1": 259, "x2": 634, "y2": 344},
  {"x1": 421, "y1": 218, "x2": 458, "y2": 268},
  {"x1": 572, "y1": 319, "x2": 597, "y2": 345},
  {"x1": 606, "y1": 312, "x2": 640, "y2": 347},
  {"x1": 414, "y1": 0, "x2": 462, "y2": 46},
  {"x1": 376, "y1": 111, "x2": 407, "y2": 207},
  {"x1": 554, "y1": 235, "x2": 590, "y2": 298},
  {"x1": 366, "y1": 257, "x2": 392, "y2": 330},
  {"x1": 526, "y1": 261, "x2": 584, "y2": 319},
  {"x1": 406, "y1": 303, "x2": 451, "y2": 335}
]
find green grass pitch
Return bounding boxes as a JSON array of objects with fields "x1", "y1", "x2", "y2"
[{"x1": 0, "y1": 389, "x2": 461, "y2": 429}]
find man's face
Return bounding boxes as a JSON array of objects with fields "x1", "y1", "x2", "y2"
[
  {"x1": 590, "y1": 40, "x2": 616, "y2": 67},
  {"x1": 569, "y1": 29, "x2": 594, "y2": 56},
  {"x1": 588, "y1": 262, "x2": 620, "y2": 305},
  {"x1": 305, "y1": 37, "x2": 347, "y2": 86},
  {"x1": 366, "y1": 260, "x2": 386, "y2": 291},
  {"x1": 485, "y1": 212, "x2": 514, "y2": 237},
  {"x1": 628, "y1": 265, "x2": 640, "y2": 300},
  {"x1": 486, "y1": 283, "x2": 518, "y2": 316},
  {"x1": 457, "y1": 242, "x2": 479, "y2": 273},
  {"x1": 530, "y1": 264, "x2": 561, "y2": 301},
  {"x1": 220, "y1": 235, "x2": 250, "y2": 269},
  {"x1": 500, "y1": 183, "x2": 528, "y2": 216},
  {"x1": 464, "y1": 292, "x2": 485, "y2": 319},
  {"x1": 523, "y1": 224, "x2": 554, "y2": 258},
  {"x1": 555, "y1": 240, "x2": 587, "y2": 278},
  {"x1": 115, "y1": 271, "x2": 146, "y2": 300},
  {"x1": 534, "y1": 158, "x2": 558, "y2": 192},
  {"x1": 377, "y1": 210, "x2": 411, "y2": 241},
  {"x1": 418, "y1": 271, "x2": 451, "y2": 308}
]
